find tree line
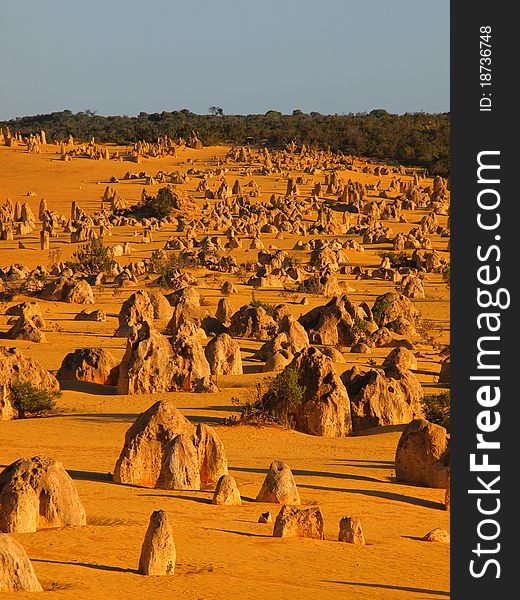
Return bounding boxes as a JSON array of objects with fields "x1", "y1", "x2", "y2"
[{"x1": 1, "y1": 108, "x2": 450, "y2": 175}]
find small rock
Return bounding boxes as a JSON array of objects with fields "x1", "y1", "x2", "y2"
[
  {"x1": 273, "y1": 505, "x2": 324, "y2": 539},
  {"x1": 338, "y1": 516, "x2": 365, "y2": 545},
  {"x1": 422, "y1": 528, "x2": 450, "y2": 543},
  {"x1": 212, "y1": 475, "x2": 241, "y2": 505},
  {"x1": 138, "y1": 510, "x2": 176, "y2": 575}
]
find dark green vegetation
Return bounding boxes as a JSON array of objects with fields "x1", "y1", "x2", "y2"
[
  {"x1": 71, "y1": 238, "x2": 115, "y2": 274},
  {"x1": 10, "y1": 381, "x2": 61, "y2": 419},
  {"x1": 421, "y1": 391, "x2": 450, "y2": 431},
  {"x1": 2, "y1": 109, "x2": 450, "y2": 175},
  {"x1": 226, "y1": 367, "x2": 306, "y2": 428},
  {"x1": 127, "y1": 186, "x2": 178, "y2": 220}
]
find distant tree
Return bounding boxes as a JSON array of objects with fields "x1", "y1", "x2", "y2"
[
  {"x1": 208, "y1": 106, "x2": 224, "y2": 117},
  {"x1": 0, "y1": 109, "x2": 450, "y2": 176},
  {"x1": 72, "y1": 238, "x2": 115, "y2": 274},
  {"x1": 369, "y1": 108, "x2": 391, "y2": 117}
]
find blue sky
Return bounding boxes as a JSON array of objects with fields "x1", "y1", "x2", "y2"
[{"x1": 0, "y1": 0, "x2": 449, "y2": 119}]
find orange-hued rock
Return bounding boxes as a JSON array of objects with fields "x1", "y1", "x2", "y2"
[
  {"x1": 276, "y1": 348, "x2": 352, "y2": 437},
  {"x1": 204, "y1": 332, "x2": 242, "y2": 376},
  {"x1": 395, "y1": 419, "x2": 450, "y2": 488},
  {"x1": 114, "y1": 290, "x2": 154, "y2": 338},
  {"x1": 0, "y1": 456, "x2": 86, "y2": 533},
  {"x1": 212, "y1": 475, "x2": 241, "y2": 505},
  {"x1": 57, "y1": 347, "x2": 119, "y2": 385},
  {"x1": 114, "y1": 400, "x2": 227, "y2": 490},
  {"x1": 138, "y1": 510, "x2": 176, "y2": 575},
  {"x1": 256, "y1": 461, "x2": 300, "y2": 505},
  {"x1": 343, "y1": 364, "x2": 423, "y2": 431},
  {"x1": 113, "y1": 400, "x2": 195, "y2": 487},
  {"x1": 0, "y1": 535, "x2": 43, "y2": 592},
  {"x1": 273, "y1": 505, "x2": 324, "y2": 540},
  {"x1": 338, "y1": 516, "x2": 365, "y2": 545}
]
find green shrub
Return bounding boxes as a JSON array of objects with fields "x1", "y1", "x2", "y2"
[
  {"x1": 72, "y1": 238, "x2": 115, "y2": 274},
  {"x1": 130, "y1": 187, "x2": 179, "y2": 220},
  {"x1": 10, "y1": 381, "x2": 61, "y2": 419},
  {"x1": 225, "y1": 367, "x2": 306, "y2": 428},
  {"x1": 250, "y1": 292, "x2": 276, "y2": 318},
  {"x1": 421, "y1": 391, "x2": 450, "y2": 431},
  {"x1": 372, "y1": 298, "x2": 390, "y2": 325}
]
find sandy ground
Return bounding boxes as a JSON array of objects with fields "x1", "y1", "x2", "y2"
[{"x1": 0, "y1": 143, "x2": 449, "y2": 599}]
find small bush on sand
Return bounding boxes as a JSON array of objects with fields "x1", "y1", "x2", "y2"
[
  {"x1": 129, "y1": 186, "x2": 179, "y2": 220},
  {"x1": 224, "y1": 367, "x2": 306, "y2": 428},
  {"x1": 72, "y1": 238, "x2": 115, "y2": 274},
  {"x1": 421, "y1": 391, "x2": 450, "y2": 431},
  {"x1": 250, "y1": 292, "x2": 276, "y2": 318},
  {"x1": 10, "y1": 381, "x2": 61, "y2": 419}
]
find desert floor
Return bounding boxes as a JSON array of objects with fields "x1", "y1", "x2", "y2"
[{"x1": 0, "y1": 143, "x2": 449, "y2": 599}]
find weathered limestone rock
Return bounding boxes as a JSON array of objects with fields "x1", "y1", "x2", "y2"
[
  {"x1": 229, "y1": 305, "x2": 276, "y2": 340},
  {"x1": 74, "y1": 309, "x2": 107, "y2": 322},
  {"x1": 196, "y1": 423, "x2": 229, "y2": 486},
  {"x1": 221, "y1": 281, "x2": 238, "y2": 295},
  {"x1": 117, "y1": 323, "x2": 175, "y2": 395},
  {"x1": 273, "y1": 505, "x2": 324, "y2": 540},
  {"x1": 338, "y1": 516, "x2": 365, "y2": 545},
  {"x1": 0, "y1": 535, "x2": 43, "y2": 592},
  {"x1": 395, "y1": 419, "x2": 449, "y2": 488},
  {"x1": 57, "y1": 348, "x2": 119, "y2": 386},
  {"x1": 0, "y1": 456, "x2": 86, "y2": 533},
  {"x1": 256, "y1": 315, "x2": 309, "y2": 362},
  {"x1": 215, "y1": 297, "x2": 234, "y2": 325},
  {"x1": 401, "y1": 275, "x2": 425, "y2": 299},
  {"x1": 212, "y1": 475, "x2": 241, "y2": 505},
  {"x1": 114, "y1": 290, "x2": 154, "y2": 338},
  {"x1": 382, "y1": 347, "x2": 417, "y2": 371},
  {"x1": 113, "y1": 400, "x2": 227, "y2": 489},
  {"x1": 164, "y1": 287, "x2": 206, "y2": 337},
  {"x1": 258, "y1": 511, "x2": 273, "y2": 523},
  {"x1": 204, "y1": 333, "x2": 242, "y2": 376},
  {"x1": 256, "y1": 461, "x2": 300, "y2": 505},
  {"x1": 421, "y1": 528, "x2": 450, "y2": 543},
  {"x1": 343, "y1": 365, "x2": 423, "y2": 431},
  {"x1": 438, "y1": 356, "x2": 450, "y2": 384},
  {"x1": 147, "y1": 290, "x2": 174, "y2": 320},
  {"x1": 298, "y1": 295, "x2": 360, "y2": 346},
  {"x1": 263, "y1": 349, "x2": 293, "y2": 372},
  {"x1": 138, "y1": 510, "x2": 176, "y2": 575},
  {"x1": 6, "y1": 317, "x2": 46, "y2": 343},
  {"x1": 116, "y1": 319, "x2": 214, "y2": 395},
  {"x1": 157, "y1": 434, "x2": 201, "y2": 490},
  {"x1": 6, "y1": 302, "x2": 45, "y2": 328},
  {"x1": 274, "y1": 348, "x2": 352, "y2": 437},
  {"x1": 168, "y1": 325, "x2": 214, "y2": 393},
  {"x1": 113, "y1": 400, "x2": 195, "y2": 487},
  {"x1": 41, "y1": 278, "x2": 94, "y2": 304},
  {"x1": 372, "y1": 292, "x2": 418, "y2": 328}
]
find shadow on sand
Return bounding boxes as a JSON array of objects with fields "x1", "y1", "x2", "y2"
[
  {"x1": 299, "y1": 483, "x2": 443, "y2": 510},
  {"x1": 324, "y1": 580, "x2": 449, "y2": 597},
  {"x1": 32, "y1": 558, "x2": 136, "y2": 574},
  {"x1": 229, "y1": 465, "x2": 383, "y2": 484},
  {"x1": 67, "y1": 469, "x2": 114, "y2": 483}
]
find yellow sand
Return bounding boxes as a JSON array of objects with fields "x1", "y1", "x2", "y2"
[{"x1": 0, "y1": 143, "x2": 449, "y2": 599}]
